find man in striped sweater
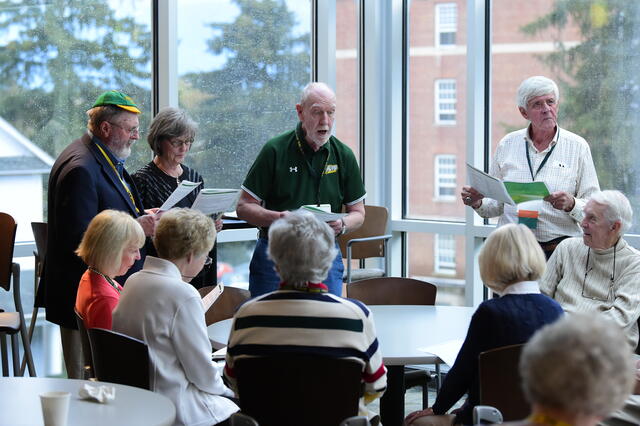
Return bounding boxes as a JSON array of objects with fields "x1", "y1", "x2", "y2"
[
  {"x1": 224, "y1": 210, "x2": 386, "y2": 419},
  {"x1": 540, "y1": 190, "x2": 640, "y2": 349}
]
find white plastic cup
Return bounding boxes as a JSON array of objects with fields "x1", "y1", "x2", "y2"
[{"x1": 40, "y1": 391, "x2": 70, "y2": 426}]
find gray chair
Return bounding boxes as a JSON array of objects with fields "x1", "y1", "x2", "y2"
[
  {"x1": 338, "y1": 205, "x2": 392, "y2": 285},
  {"x1": 74, "y1": 309, "x2": 94, "y2": 379},
  {"x1": 473, "y1": 406, "x2": 503, "y2": 424},
  {"x1": 88, "y1": 328, "x2": 150, "y2": 389},
  {"x1": 230, "y1": 412, "x2": 260, "y2": 426},
  {"x1": 0, "y1": 212, "x2": 36, "y2": 376},
  {"x1": 340, "y1": 416, "x2": 371, "y2": 426}
]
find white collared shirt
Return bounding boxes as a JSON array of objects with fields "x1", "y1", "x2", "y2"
[{"x1": 500, "y1": 280, "x2": 541, "y2": 297}]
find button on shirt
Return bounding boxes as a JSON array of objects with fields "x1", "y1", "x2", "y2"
[{"x1": 474, "y1": 126, "x2": 600, "y2": 242}]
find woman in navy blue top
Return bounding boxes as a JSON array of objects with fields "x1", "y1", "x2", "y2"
[{"x1": 406, "y1": 224, "x2": 564, "y2": 426}]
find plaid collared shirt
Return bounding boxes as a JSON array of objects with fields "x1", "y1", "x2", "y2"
[{"x1": 475, "y1": 126, "x2": 600, "y2": 242}]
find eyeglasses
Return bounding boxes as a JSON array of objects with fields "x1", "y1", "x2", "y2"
[
  {"x1": 108, "y1": 121, "x2": 140, "y2": 137},
  {"x1": 203, "y1": 256, "x2": 213, "y2": 266},
  {"x1": 581, "y1": 243, "x2": 617, "y2": 302},
  {"x1": 167, "y1": 138, "x2": 193, "y2": 149}
]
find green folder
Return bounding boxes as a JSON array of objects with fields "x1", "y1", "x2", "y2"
[{"x1": 503, "y1": 181, "x2": 550, "y2": 204}]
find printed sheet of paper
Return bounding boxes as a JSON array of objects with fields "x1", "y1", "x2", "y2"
[
  {"x1": 503, "y1": 181, "x2": 550, "y2": 204},
  {"x1": 159, "y1": 180, "x2": 202, "y2": 211},
  {"x1": 212, "y1": 346, "x2": 227, "y2": 360},
  {"x1": 300, "y1": 205, "x2": 347, "y2": 222},
  {"x1": 201, "y1": 283, "x2": 224, "y2": 312},
  {"x1": 466, "y1": 163, "x2": 515, "y2": 206},
  {"x1": 191, "y1": 189, "x2": 240, "y2": 215},
  {"x1": 418, "y1": 339, "x2": 464, "y2": 366}
]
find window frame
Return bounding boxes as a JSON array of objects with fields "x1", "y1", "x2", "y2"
[
  {"x1": 435, "y1": 2, "x2": 458, "y2": 49},
  {"x1": 434, "y1": 78, "x2": 457, "y2": 125}
]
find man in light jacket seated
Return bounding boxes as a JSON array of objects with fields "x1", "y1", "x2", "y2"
[
  {"x1": 540, "y1": 190, "x2": 640, "y2": 350},
  {"x1": 224, "y1": 210, "x2": 387, "y2": 420},
  {"x1": 113, "y1": 208, "x2": 238, "y2": 426}
]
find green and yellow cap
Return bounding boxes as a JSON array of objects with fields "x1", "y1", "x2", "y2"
[{"x1": 92, "y1": 90, "x2": 141, "y2": 114}]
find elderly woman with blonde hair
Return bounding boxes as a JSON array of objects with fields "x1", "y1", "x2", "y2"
[
  {"x1": 507, "y1": 313, "x2": 635, "y2": 426},
  {"x1": 113, "y1": 208, "x2": 238, "y2": 426},
  {"x1": 405, "y1": 224, "x2": 564, "y2": 426},
  {"x1": 75, "y1": 209, "x2": 145, "y2": 330}
]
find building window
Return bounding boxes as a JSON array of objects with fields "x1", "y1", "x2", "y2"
[
  {"x1": 435, "y1": 3, "x2": 457, "y2": 48},
  {"x1": 435, "y1": 79, "x2": 456, "y2": 124},
  {"x1": 434, "y1": 234, "x2": 456, "y2": 275},
  {"x1": 435, "y1": 155, "x2": 456, "y2": 200}
]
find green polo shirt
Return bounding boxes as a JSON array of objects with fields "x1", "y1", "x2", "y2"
[{"x1": 241, "y1": 122, "x2": 366, "y2": 213}]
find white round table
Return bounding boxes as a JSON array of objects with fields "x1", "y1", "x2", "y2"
[{"x1": 0, "y1": 377, "x2": 176, "y2": 426}]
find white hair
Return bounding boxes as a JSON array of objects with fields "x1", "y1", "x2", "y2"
[
  {"x1": 516, "y1": 76, "x2": 560, "y2": 109},
  {"x1": 300, "y1": 82, "x2": 335, "y2": 107},
  {"x1": 268, "y1": 210, "x2": 337, "y2": 287},
  {"x1": 590, "y1": 190, "x2": 633, "y2": 234},
  {"x1": 520, "y1": 314, "x2": 634, "y2": 417}
]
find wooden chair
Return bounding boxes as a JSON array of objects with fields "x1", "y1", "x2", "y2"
[
  {"x1": 74, "y1": 309, "x2": 94, "y2": 379},
  {"x1": 88, "y1": 328, "x2": 150, "y2": 390},
  {"x1": 0, "y1": 212, "x2": 36, "y2": 376},
  {"x1": 347, "y1": 277, "x2": 437, "y2": 408},
  {"x1": 234, "y1": 354, "x2": 363, "y2": 426},
  {"x1": 197, "y1": 285, "x2": 250, "y2": 326},
  {"x1": 479, "y1": 344, "x2": 529, "y2": 421},
  {"x1": 338, "y1": 205, "x2": 392, "y2": 285}
]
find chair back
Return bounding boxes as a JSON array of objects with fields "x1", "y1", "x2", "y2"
[
  {"x1": 0, "y1": 213, "x2": 18, "y2": 291},
  {"x1": 473, "y1": 405, "x2": 503, "y2": 424},
  {"x1": 31, "y1": 222, "x2": 48, "y2": 279},
  {"x1": 338, "y1": 205, "x2": 388, "y2": 259},
  {"x1": 346, "y1": 277, "x2": 437, "y2": 306},
  {"x1": 340, "y1": 416, "x2": 371, "y2": 426},
  {"x1": 74, "y1": 309, "x2": 94, "y2": 378},
  {"x1": 479, "y1": 344, "x2": 529, "y2": 421},
  {"x1": 88, "y1": 328, "x2": 150, "y2": 389},
  {"x1": 229, "y1": 412, "x2": 260, "y2": 426},
  {"x1": 235, "y1": 354, "x2": 363, "y2": 426},
  {"x1": 198, "y1": 285, "x2": 250, "y2": 326}
]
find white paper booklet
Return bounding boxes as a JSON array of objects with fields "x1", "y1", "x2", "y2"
[
  {"x1": 300, "y1": 205, "x2": 347, "y2": 222},
  {"x1": 418, "y1": 339, "x2": 464, "y2": 366},
  {"x1": 466, "y1": 163, "x2": 515, "y2": 206},
  {"x1": 159, "y1": 180, "x2": 202, "y2": 211},
  {"x1": 191, "y1": 189, "x2": 240, "y2": 216},
  {"x1": 201, "y1": 282, "x2": 224, "y2": 312}
]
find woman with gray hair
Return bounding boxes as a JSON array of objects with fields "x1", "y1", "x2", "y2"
[
  {"x1": 507, "y1": 314, "x2": 635, "y2": 426},
  {"x1": 113, "y1": 208, "x2": 239, "y2": 426},
  {"x1": 132, "y1": 107, "x2": 222, "y2": 287},
  {"x1": 461, "y1": 75, "x2": 600, "y2": 258},
  {"x1": 224, "y1": 210, "x2": 387, "y2": 421},
  {"x1": 405, "y1": 224, "x2": 563, "y2": 426}
]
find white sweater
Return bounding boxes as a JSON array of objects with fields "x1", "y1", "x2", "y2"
[{"x1": 113, "y1": 256, "x2": 238, "y2": 426}]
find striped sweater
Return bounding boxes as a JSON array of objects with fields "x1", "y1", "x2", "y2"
[{"x1": 224, "y1": 289, "x2": 387, "y2": 401}]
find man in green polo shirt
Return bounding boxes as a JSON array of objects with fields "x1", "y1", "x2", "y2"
[{"x1": 237, "y1": 82, "x2": 366, "y2": 296}]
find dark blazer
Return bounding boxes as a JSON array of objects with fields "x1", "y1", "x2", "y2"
[{"x1": 36, "y1": 134, "x2": 146, "y2": 329}]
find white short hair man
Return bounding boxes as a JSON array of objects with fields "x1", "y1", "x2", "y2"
[{"x1": 540, "y1": 190, "x2": 640, "y2": 349}]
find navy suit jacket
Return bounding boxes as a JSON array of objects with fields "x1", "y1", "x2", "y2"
[{"x1": 36, "y1": 134, "x2": 146, "y2": 329}]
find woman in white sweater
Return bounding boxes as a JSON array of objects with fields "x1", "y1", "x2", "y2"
[{"x1": 113, "y1": 208, "x2": 238, "y2": 426}]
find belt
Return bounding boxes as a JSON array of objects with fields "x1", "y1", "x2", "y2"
[{"x1": 538, "y1": 236, "x2": 569, "y2": 252}]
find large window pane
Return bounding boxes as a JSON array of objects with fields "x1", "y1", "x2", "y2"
[
  {"x1": 407, "y1": 232, "x2": 466, "y2": 306},
  {"x1": 335, "y1": 0, "x2": 360, "y2": 160},
  {"x1": 177, "y1": 0, "x2": 312, "y2": 190},
  {"x1": 405, "y1": 0, "x2": 466, "y2": 222},
  {"x1": 0, "y1": 0, "x2": 152, "y2": 376},
  {"x1": 492, "y1": 0, "x2": 640, "y2": 232}
]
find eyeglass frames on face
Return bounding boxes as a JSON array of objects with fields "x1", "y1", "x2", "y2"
[
  {"x1": 108, "y1": 121, "x2": 140, "y2": 137},
  {"x1": 167, "y1": 137, "x2": 193, "y2": 149},
  {"x1": 204, "y1": 256, "x2": 213, "y2": 266}
]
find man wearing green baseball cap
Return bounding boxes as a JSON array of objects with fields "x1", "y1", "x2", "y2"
[{"x1": 36, "y1": 90, "x2": 157, "y2": 379}]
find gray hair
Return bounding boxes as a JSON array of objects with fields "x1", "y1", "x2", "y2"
[
  {"x1": 147, "y1": 107, "x2": 197, "y2": 156},
  {"x1": 268, "y1": 210, "x2": 337, "y2": 288},
  {"x1": 520, "y1": 314, "x2": 634, "y2": 417},
  {"x1": 154, "y1": 208, "x2": 215, "y2": 261},
  {"x1": 299, "y1": 82, "x2": 336, "y2": 108},
  {"x1": 590, "y1": 190, "x2": 633, "y2": 234},
  {"x1": 516, "y1": 76, "x2": 560, "y2": 109},
  {"x1": 86, "y1": 105, "x2": 130, "y2": 134}
]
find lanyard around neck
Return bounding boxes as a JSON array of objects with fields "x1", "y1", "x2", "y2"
[
  {"x1": 95, "y1": 143, "x2": 140, "y2": 214},
  {"x1": 295, "y1": 130, "x2": 331, "y2": 206},
  {"x1": 524, "y1": 129, "x2": 559, "y2": 181}
]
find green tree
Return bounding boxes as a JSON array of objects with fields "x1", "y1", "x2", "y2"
[
  {"x1": 522, "y1": 0, "x2": 640, "y2": 201},
  {"x1": 0, "y1": 0, "x2": 151, "y2": 161},
  {"x1": 180, "y1": 0, "x2": 310, "y2": 188}
]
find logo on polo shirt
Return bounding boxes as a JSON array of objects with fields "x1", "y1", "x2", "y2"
[
  {"x1": 289, "y1": 166, "x2": 298, "y2": 173},
  {"x1": 324, "y1": 164, "x2": 338, "y2": 175}
]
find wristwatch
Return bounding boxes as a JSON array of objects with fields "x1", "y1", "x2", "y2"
[{"x1": 339, "y1": 219, "x2": 347, "y2": 236}]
